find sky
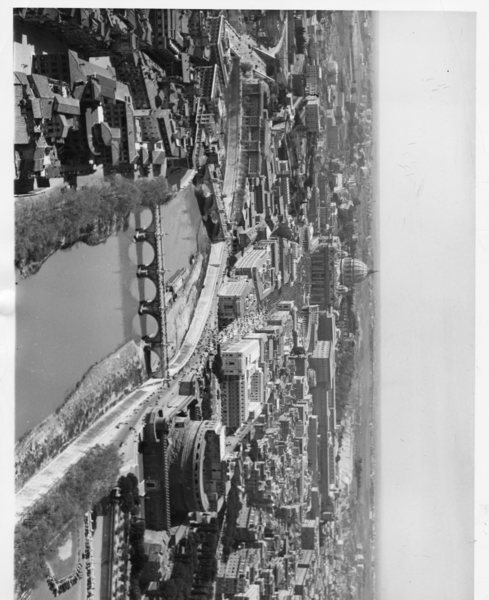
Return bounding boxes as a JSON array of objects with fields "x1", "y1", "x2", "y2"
[{"x1": 376, "y1": 11, "x2": 475, "y2": 600}]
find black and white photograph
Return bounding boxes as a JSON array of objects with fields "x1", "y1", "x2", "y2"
[{"x1": 6, "y1": 5, "x2": 482, "y2": 600}]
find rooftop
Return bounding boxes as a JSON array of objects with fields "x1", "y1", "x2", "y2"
[
  {"x1": 14, "y1": 85, "x2": 30, "y2": 145},
  {"x1": 29, "y1": 73, "x2": 55, "y2": 98},
  {"x1": 69, "y1": 50, "x2": 117, "y2": 99},
  {"x1": 311, "y1": 340, "x2": 332, "y2": 359},
  {"x1": 54, "y1": 94, "x2": 81, "y2": 116},
  {"x1": 234, "y1": 247, "x2": 269, "y2": 271},
  {"x1": 218, "y1": 279, "x2": 252, "y2": 298}
]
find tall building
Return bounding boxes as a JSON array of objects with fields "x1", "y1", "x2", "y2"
[
  {"x1": 301, "y1": 520, "x2": 317, "y2": 550},
  {"x1": 249, "y1": 369, "x2": 265, "y2": 404},
  {"x1": 195, "y1": 65, "x2": 220, "y2": 101},
  {"x1": 234, "y1": 246, "x2": 276, "y2": 302},
  {"x1": 208, "y1": 15, "x2": 230, "y2": 88},
  {"x1": 32, "y1": 53, "x2": 71, "y2": 84},
  {"x1": 218, "y1": 279, "x2": 254, "y2": 328},
  {"x1": 305, "y1": 64, "x2": 321, "y2": 96},
  {"x1": 150, "y1": 9, "x2": 181, "y2": 50},
  {"x1": 244, "y1": 332, "x2": 269, "y2": 363},
  {"x1": 307, "y1": 415, "x2": 319, "y2": 477},
  {"x1": 101, "y1": 97, "x2": 137, "y2": 167},
  {"x1": 305, "y1": 96, "x2": 320, "y2": 132},
  {"x1": 221, "y1": 374, "x2": 248, "y2": 428},
  {"x1": 221, "y1": 338, "x2": 262, "y2": 429}
]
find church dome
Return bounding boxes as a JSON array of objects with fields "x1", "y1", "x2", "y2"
[{"x1": 340, "y1": 257, "x2": 369, "y2": 286}]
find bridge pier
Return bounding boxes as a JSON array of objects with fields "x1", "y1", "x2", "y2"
[{"x1": 133, "y1": 203, "x2": 170, "y2": 383}]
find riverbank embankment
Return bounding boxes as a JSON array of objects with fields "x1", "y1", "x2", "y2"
[{"x1": 15, "y1": 340, "x2": 145, "y2": 490}]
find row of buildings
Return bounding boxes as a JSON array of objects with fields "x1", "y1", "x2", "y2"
[
  {"x1": 208, "y1": 11, "x2": 372, "y2": 600},
  {"x1": 211, "y1": 290, "x2": 354, "y2": 600},
  {"x1": 13, "y1": 10, "x2": 240, "y2": 194},
  {"x1": 136, "y1": 291, "x2": 345, "y2": 600}
]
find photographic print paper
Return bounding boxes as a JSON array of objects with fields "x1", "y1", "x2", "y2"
[{"x1": 11, "y1": 7, "x2": 475, "y2": 600}]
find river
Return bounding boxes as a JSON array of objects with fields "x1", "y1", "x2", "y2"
[{"x1": 15, "y1": 185, "x2": 206, "y2": 441}]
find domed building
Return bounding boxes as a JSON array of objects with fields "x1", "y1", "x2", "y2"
[
  {"x1": 340, "y1": 257, "x2": 369, "y2": 287},
  {"x1": 309, "y1": 237, "x2": 371, "y2": 309}
]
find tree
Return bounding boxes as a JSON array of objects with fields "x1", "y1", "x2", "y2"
[
  {"x1": 16, "y1": 176, "x2": 170, "y2": 278},
  {"x1": 129, "y1": 579, "x2": 142, "y2": 600},
  {"x1": 248, "y1": 439, "x2": 260, "y2": 462},
  {"x1": 15, "y1": 445, "x2": 121, "y2": 594},
  {"x1": 240, "y1": 61, "x2": 253, "y2": 75},
  {"x1": 129, "y1": 519, "x2": 145, "y2": 544},
  {"x1": 211, "y1": 352, "x2": 224, "y2": 382},
  {"x1": 160, "y1": 579, "x2": 177, "y2": 600},
  {"x1": 118, "y1": 475, "x2": 136, "y2": 514}
]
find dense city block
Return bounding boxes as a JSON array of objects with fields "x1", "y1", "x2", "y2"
[{"x1": 14, "y1": 9, "x2": 375, "y2": 600}]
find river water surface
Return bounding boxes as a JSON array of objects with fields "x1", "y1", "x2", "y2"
[{"x1": 16, "y1": 185, "x2": 205, "y2": 440}]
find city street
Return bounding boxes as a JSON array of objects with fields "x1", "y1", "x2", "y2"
[
  {"x1": 168, "y1": 241, "x2": 226, "y2": 376},
  {"x1": 222, "y1": 57, "x2": 242, "y2": 218}
]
